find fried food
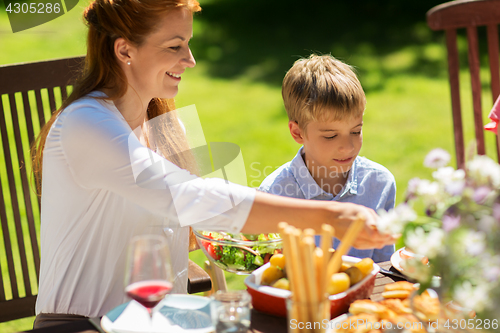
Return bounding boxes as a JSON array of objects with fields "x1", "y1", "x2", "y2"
[
  {"x1": 333, "y1": 313, "x2": 380, "y2": 333},
  {"x1": 381, "y1": 290, "x2": 412, "y2": 299},
  {"x1": 381, "y1": 281, "x2": 417, "y2": 299},
  {"x1": 349, "y1": 300, "x2": 397, "y2": 320},
  {"x1": 412, "y1": 290, "x2": 441, "y2": 321},
  {"x1": 379, "y1": 298, "x2": 412, "y2": 314},
  {"x1": 383, "y1": 281, "x2": 417, "y2": 292}
]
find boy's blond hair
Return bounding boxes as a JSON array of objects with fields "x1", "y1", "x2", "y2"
[{"x1": 282, "y1": 54, "x2": 366, "y2": 132}]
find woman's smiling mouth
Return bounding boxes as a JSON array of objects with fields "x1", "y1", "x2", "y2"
[{"x1": 166, "y1": 71, "x2": 181, "y2": 79}]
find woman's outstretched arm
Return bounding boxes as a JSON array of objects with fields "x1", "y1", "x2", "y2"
[{"x1": 241, "y1": 191, "x2": 394, "y2": 250}]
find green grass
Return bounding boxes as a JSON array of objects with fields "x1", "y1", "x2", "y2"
[{"x1": 2, "y1": 0, "x2": 500, "y2": 331}]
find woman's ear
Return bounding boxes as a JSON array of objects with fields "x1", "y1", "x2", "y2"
[
  {"x1": 289, "y1": 121, "x2": 305, "y2": 144},
  {"x1": 114, "y1": 37, "x2": 133, "y2": 66}
]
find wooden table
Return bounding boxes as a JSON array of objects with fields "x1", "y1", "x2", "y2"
[{"x1": 24, "y1": 262, "x2": 402, "y2": 333}]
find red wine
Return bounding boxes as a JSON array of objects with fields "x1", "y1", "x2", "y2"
[{"x1": 126, "y1": 280, "x2": 172, "y2": 309}]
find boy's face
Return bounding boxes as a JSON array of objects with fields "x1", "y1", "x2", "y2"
[{"x1": 289, "y1": 115, "x2": 363, "y2": 177}]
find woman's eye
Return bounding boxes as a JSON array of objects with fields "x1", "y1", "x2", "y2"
[
  {"x1": 351, "y1": 131, "x2": 361, "y2": 135},
  {"x1": 170, "y1": 46, "x2": 181, "y2": 51}
]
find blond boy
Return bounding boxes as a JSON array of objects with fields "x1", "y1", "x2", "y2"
[{"x1": 259, "y1": 54, "x2": 395, "y2": 262}]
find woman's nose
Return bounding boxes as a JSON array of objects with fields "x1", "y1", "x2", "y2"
[{"x1": 181, "y1": 47, "x2": 196, "y2": 68}]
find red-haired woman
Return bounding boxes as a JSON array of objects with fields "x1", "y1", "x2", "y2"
[{"x1": 31, "y1": 0, "x2": 394, "y2": 327}]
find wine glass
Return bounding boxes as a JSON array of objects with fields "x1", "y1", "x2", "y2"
[{"x1": 124, "y1": 234, "x2": 174, "y2": 330}]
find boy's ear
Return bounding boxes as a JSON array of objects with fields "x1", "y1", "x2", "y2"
[{"x1": 289, "y1": 121, "x2": 305, "y2": 144}]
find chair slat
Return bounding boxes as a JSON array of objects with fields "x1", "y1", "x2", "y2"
[
  {"x1": 466, "y1": 26, "x2": 486, "y2": 155},
  {"x1": 48, "y1": 88, "x2": 56, "y2": 116},
  {"x1": 446, "y1": 29, "x2": 466, "y2": 169},
  {"x1": 8, "y1": 94, "x2": 33, "y2": 297},
  {"x1": 35, "y1": 90, "x2": 45, "y2": 129},
  {"x1": 21, "y1": 92, "x2": 35, "y2": 146},
  {"x1": 20, "y1": 95, "x2": 41, "y2": 283},
  {"x1": 0, "y1": 259, "x2": 4, "y2": 301},
  {"x1": 61, "y1": 85, "x2": 68, "y2": 102},
  {"x1": 487, "y1": 24, "x2": 500, "y2": 161},
  {"x1": 0, "y1": 97, "x2": 21, "y2": 300},
  {"x1": 0, "y1": 149, "x2": 10, "y2": 302}
]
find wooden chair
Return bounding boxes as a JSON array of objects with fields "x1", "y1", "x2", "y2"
[
  {"x1": 427, "y1": 0, "x2": 500, "y2": 168},
  {"x1": 0, "y1": 56, "x2": 211, "y2": 323}
]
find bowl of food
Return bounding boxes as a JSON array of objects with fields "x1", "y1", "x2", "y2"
[
  {"x1": 193, "y1": 230, "x2": 282, "y2": 274},
  {"x1": 244, "y1": 256, "x2": 380, "y2": 317}
]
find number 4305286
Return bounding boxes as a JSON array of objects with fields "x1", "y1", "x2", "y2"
[{"x1": 6, "y1": 2, "x2": 61, "y2": 14}]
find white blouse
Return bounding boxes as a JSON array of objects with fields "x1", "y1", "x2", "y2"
[{"x1": 35, "y1": 93, "x2": 255, "y2": 317}]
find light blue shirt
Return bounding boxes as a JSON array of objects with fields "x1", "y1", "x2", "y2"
[{"x1": 259, "y1": 147, "x2": 396, "y2": 262}]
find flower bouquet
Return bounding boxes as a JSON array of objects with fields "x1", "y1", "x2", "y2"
[{"x1": 377, "y1": 148, "x2": 500, "y2": 331}]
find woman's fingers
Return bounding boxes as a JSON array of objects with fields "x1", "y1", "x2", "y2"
[{"x1": 349, "y1": 205, "x2": 397, "y2": 249}]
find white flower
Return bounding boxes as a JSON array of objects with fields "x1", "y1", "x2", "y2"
[
  {"x1": 416, "y1": 179, "x2": 440, "y2": 197},
  {"x1": 481, "y1": 255, "x2": 500, "y2": 282},
  {"x1": 453, "y1": 281, "x2": 490, "y2": 313},
  {"x1": 395, "y1": 203, "x2": 417, "y2": 222},
  {"x1": 377, "y1": 204, "x2": 417, "y2": 235},
  {"x1": 464, "y1": 230, "x2": 486, "y2": 256},
  {"x1": 432, "y1": 166, "x2": 454, "y2": 183},
  {"x1": 424, "y1": 148, "x2": 451, "y2": 168},
  {"x1": 405, "y1": 227, "x2": 444, "y2": 259},
  {"x1": 377, "y1": 209, "x2": 404, "y2": 235},
  {"x1": 467, "y1": 155, "x2": 500, "y2": 187}
]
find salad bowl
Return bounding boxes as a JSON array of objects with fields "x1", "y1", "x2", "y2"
[
  {"x1": 244, "y1": 256, "x2": 380, "y2": 317},
  {"x1": 193, "y1": 230, "x2": 282, "y2": 274}
]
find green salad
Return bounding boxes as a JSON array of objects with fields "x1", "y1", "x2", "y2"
[{"x1": 199, "y1": 231, "x2": 282, "y2": 272}]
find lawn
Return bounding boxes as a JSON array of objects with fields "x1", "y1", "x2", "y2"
[{"x1": 1, "y1": 0, "x2": 499, "y2": 331}]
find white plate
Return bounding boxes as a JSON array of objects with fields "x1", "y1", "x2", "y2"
[
  {"x1": 390, "y1": 247, "x2": 406, "y2": 273},
  {"x1": 101, "y1": 294, "x2": 214, "y2": 333},
  {"x1": 391, "y1": 247, "x2": 428, "y2": 273}
]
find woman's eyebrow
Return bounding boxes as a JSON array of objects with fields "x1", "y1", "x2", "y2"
[{"x1": 163, "y1": 35, "x2": 185, "y2": 42}]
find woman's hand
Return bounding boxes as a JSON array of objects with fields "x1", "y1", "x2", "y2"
[
  {"x1": 331, "y1": 203, "x2": 396, "y2": 249},
  {"x1": 243, "y1": 192, "x2": 397, "y2": 250}
]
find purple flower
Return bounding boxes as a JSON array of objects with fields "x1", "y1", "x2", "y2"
[
  {"x1": 424, "y1": 148, "x2": 451, "y2": 168},
  {"x1": 473, "y1": 186, "x2": 491, "y2": 204},
  {"x1": 493, "y1": 203, "x2": 500, "y2": 222},
  {"x1": 445, "y1": 181, "x2": 466, "y2": 196},
  {"x1": 405, "y1": 178, "x2": 421, "y2": 200},
  {"x1": 442, "y1": 214, "x2": 461, "y2": 232}
]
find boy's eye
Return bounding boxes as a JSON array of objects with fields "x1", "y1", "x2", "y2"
[{"x1": 324, "y1": 135, "x2": 337, "y2": 140}]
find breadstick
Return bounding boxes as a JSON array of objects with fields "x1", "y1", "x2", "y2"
[
  {"x1": 326, "y1": 214, "x2": 366, "y2": 280},
  {"x1": 319, "y1": 224, "x2": 334, "y2": 298},
  {"x1": 278, "y1": 223, "x2": 299, "y2": 332},
  {"x1": 302, "y1": 236, "x2": 320, "y2": 328},
  {"x1": 287, "y1": 227, "x2": 310, "y2": 332},
  {"x1": 303, "y1": 228, "x2": 315, "y2": 238}
]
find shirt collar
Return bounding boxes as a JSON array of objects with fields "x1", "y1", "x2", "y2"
[{"x1": 290, "y1": 147, "x2": 358, "y2": 199}]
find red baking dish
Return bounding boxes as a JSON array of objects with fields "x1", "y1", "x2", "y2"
[{"x1": 244, "y1": 256, "x2": 380, "y2": 318}]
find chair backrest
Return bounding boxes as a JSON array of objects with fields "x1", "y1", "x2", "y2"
[
  {"x1": 427, "y1": 0, "x2": 500, "y2": 168},
  {"x1": 0, "y1": 56, "x2": 84, "y2": 322},
  {"x1": 0, "y1": 56, "x2": 213, "y2": 322}
]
